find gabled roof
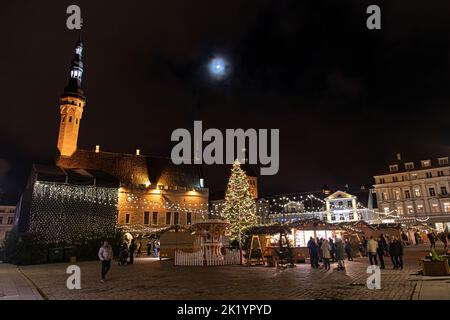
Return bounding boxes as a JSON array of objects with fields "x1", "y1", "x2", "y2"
[{"x1": 325, "y1": 190, "x2": 356, "y2": 201}]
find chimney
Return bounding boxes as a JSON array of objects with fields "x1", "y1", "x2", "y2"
[
  {"x1": 396, "y1": 153, "x2": 401, "y2": 161},
  {"x1": 95, "y1": 145, "x2": 100, "y2": 153},
  {"x1": 136, "y1": 149, "x2": 140, "y2": 156}
]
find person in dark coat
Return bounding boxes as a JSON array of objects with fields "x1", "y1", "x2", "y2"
[
  {"x1": 389, "y1": 237, "x2": 397, "y2": 268},
  {"x1": 414, "y1": 232, "x2": 420, "y2": 245},
  {"x1": 307, "y1": 237, "x2": 319, "y2": 268},
  {"x1": 391, "y1": 236, "x2": 403, "y2": 269},
  {"x1": 362, "y1": 236, "x2": 368, "y2": 257},
  {"x1": 380, "y1": 234, "x2": 389, "y2": 257},
  {"x1": 317, "y1": 237, "x2": 323, "y2": 263},
  {"x1": 344, "y1": 239, "x2": 353, "y2": 261},
  {"x1": 329, "y1": 238, "x2": 336, "y2": 262},
  {"x1": 376, "y1": 237, "x2": 385, "y2": 269},
  {"x1": 129, "y1": 239, "x2": 136, "y2": 264},
  {"x1": 427, "y1": 232, "x2": 436, "y2": 250}
]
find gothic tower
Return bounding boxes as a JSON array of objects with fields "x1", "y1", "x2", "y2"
[{"x1": 57, "y1": 38, "x2": 86, "y2": 157}]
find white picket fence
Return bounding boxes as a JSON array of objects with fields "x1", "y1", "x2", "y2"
[
  {"x1": 174, "y1": 250, "x2": 203, "y2": 266},
  {"x1": 175, "y1": 248, "x2": 241, "y2": 266}
]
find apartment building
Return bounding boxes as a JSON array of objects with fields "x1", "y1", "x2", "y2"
[{"x1": 373, "y1": 155, "x2": 450, "y2": 231}]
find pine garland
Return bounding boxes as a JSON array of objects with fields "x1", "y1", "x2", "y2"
[{"x1": 223, "y1": 160, "x2": 257, "y2": 240}]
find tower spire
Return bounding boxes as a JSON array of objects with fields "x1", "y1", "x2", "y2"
[
  {"x1": 64, "y1": 35, "x2": 85, "y2": 99},
  {"x1": 57, "y1": 37, "x2": 87, "y2": 157}
]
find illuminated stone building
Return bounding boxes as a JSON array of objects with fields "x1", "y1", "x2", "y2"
[
  {"x1": 374, "y1": 154, "x2": 450, "y2": 230},
  {"x1": 16, "y1": 37, "x2": 208, "y2": 242}
]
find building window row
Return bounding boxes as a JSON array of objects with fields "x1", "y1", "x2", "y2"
[{"x1": 0, "y1": 216, "x2": 14, "y2": 225}]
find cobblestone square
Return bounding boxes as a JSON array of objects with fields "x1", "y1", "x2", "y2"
[{"x1": 1, "y1": 244, "x2": 447, "y2": 300}]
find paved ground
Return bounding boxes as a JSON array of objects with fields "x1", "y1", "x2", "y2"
[
  {"x1": 0, "y1": 264, "x2": 42, "y2": 300},
  {"x1": 3, "y1": 244, "x2": 450, "y2": 300}
]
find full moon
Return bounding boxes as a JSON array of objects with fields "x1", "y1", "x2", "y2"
[{"x1": 208, "y1": 57, "x2": 227, "y2": 77}]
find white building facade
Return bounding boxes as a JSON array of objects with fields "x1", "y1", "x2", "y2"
[
  {"x1": 0, "y1": 205, "x2": 16, "y2": 242},
  {"x1": 374, "y1": 156, "x2": 450, "y2": 231},
  {"x1": 325, "y1": 191, "x2": 358, "y2": 223}
]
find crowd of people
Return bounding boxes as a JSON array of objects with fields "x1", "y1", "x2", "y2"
[{"x1": 306, "y1": 233, "x2": 408, "y2": 271}]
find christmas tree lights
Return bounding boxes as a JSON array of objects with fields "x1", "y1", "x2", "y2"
[{"x1": 223, "y1": 160, "x2": 257, "y2": 241}]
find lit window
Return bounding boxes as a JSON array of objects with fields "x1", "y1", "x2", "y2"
[
  {"x1": 389, "y1": 165, "x2": 398, "y2": 172},
  {"x1": 405, "y1": 163, "x2": 414, "y2": 170},
  {"x1": 417, "y1": 205, "x2": 424, "y2": 213},
  {"x1": 394, "y1": 190, "x2": 400, "y2": 200},
  {"x1": 384, "y1": 207, "x2": 390, "y2": 213},
  {"x1": 421, "y1": 160, "x2": 431, "y2": 168},
  {"x1": 432, "y1": 204, "x2": 440, "y2": 213},
  {"x1": 414, "y1": 188, "x2": 421, "y2": 197},
  {"x1": 199, "y1": 178, "x2": 204, "y2": 188},
  {"x1": 407, "y1": 206, "x2": 414, "y2": 214},
  {"x1": 444, "y1": 203, "x2": 450, "y2": 212},
  {"x1": 397, "y1": 207, "x2": 404, "y2": 215}
]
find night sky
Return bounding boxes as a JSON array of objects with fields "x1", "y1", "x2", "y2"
[{"x1": 1, "y1": 0, "x2": 450, "y2": 200}]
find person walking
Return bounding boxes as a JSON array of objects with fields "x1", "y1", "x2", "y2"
[
  {"x1": 362, "y1": 236, "x2": 368, "y2": 257},
  {"x1": 376, "y1": 237, "x2": 385, "y2": 269},
  {"x1": 367, "y1": 236, "x2": 378, "y2": 266},
  {"x1": 389, "y1": 236, "x2": 398, "y2": 268},
  {"x1": 427, "y1": 232, "x2": 436, "y2": 250},
  {"x1": 344, "y1": 239, "x2": 353, "y2": 261},
  {"x1": 98, "y1": 240, "x2": 113, "y2": 282},
  {"x1": 329, "y1": 238, "x2": 336, "y2": 262},
  {"x1": 321, "y1": 238, "x2": 331, "y2": 270},
  {"x1": 136, "y1": 241, "x2": 142, "y2": 257},
  {"x1": 147, "y1": 239, "x2": 152, "y2": 256},
  {"x1": 317, "y1": 237, "x2": 323, "y2": 263},
  {"x1": 307, "y1": 237, "x2": 319, "y2": 268},
  {"x1": 440, "y1": 231, "x2": 448, "y2": 252},
  {"x1": 380, "y1": 234, "x2": 389, "y2": 257},
  {"x1": 153, "y1": 240, "x2": 159, "y2": 257},
  {"x1": 392, "y1": 237, "x2": 404, "y2": 270},
  {"x1": 414, "y1": 231, "x2": 420, "y2": 245},
  {"x1": 129, "y1": 239, "x2": 136, "y2": 264},
  {"x1": 335, "y1": 238, "x2": 346, "y2": 270}
]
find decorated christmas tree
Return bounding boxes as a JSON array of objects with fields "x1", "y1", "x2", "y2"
[{"x1": 223, "y1": 160, "x2": 257, "y2": 241}]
